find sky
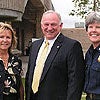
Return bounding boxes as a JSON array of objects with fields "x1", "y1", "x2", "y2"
[{"x1": 51, "y1": 0, "x2": 85, "y2": 28}]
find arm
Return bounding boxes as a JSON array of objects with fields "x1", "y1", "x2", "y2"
[
  {"x1": 67, "y1": 41, "x2": 85, "y2": 100},
  {"x1": 25, "y1": 56, "x2": 32, "y2": 100},
  {"x1": 25, "y1": 46, "x2": 33, "y2": 100},
  {"x1": 17, "y1": 57, "x2": 24, "y2": 100},
  {"x1": 0, "y1": 61, "x2": 5, "y2": 100},
  {"x1": 19, "y1": 80, "x2": 24, "y2": 100}
]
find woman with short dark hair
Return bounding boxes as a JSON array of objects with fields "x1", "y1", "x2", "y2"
[{"x1": 84, "y1": 12, "x2": 100, "y2": 100}]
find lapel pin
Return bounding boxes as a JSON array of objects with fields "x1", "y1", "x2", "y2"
[
  {"x1": 57, "y1": 46, "x2": 60, "y2": 48},
  {"x1": 98, "y1": 55, "x2": 100, "y2": 62}
]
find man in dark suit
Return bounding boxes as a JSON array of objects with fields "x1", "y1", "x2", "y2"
[{"x1": 25, "y1": 10, "x2": 85, "y2": 100}]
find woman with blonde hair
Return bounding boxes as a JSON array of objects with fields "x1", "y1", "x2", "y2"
[{"x1": 0, "y1": 22, "x2": 24, "y2": 100}]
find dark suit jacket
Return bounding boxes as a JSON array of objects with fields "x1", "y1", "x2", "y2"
[{"x1": 25, "y1": 33, "x2": 85, "y2": 100}]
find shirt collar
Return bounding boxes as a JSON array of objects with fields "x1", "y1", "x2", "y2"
[
  {"x1": 44, "y1": 32, "x2": 61, "y2": 43},
  {"x1": 89, "y1": 44, "x2": 100, "y2": 53}
]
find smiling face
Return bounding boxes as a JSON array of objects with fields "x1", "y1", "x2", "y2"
[
  {"x1": 41, "y1": 12, "x2": 63, "y2": 40},
  {"x1": 0, "y1": 29, "x2": 12, "y2": 52},
  {"x1": 87, "y1": 23, "x2": 100, "y2": 48}
]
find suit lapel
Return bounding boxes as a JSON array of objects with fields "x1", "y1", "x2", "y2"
[
  {"x1": 40, "y1": 33, "x2": 64, "y2": 83},
  {"x1": 29, "y1": 39, "x2": 44, "y2": 81}
]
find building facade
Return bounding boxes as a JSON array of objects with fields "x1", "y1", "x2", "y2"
[{"x1": 0, "y1": 0, "x2": 54, "y2": 55}]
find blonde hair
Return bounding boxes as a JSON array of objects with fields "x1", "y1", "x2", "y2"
[{"x1": 0, "y1": 22, "x2": 17, "y2": 52}]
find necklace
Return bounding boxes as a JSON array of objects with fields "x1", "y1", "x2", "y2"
[
  {"x1": 3, "y1": 58, "x2": 8, "y2": 68},
  {"x1": 0, "y1": 54, "x2": 9, "y2": 68}
]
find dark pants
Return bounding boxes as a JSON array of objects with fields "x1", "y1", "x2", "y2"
[
  {"x1": 30, "y1": 92, "x2": 38, "y2": 100},
  {"x1": 3, "y1": 93, "x2": 18, "y2": 100},
  {"x1": 86, "y1": 94, "x2": 100, "y2": 100}
]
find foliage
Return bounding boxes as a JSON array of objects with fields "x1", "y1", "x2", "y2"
[{"x1": 69, "y1": 0, "x2": 100, "y2": 18}]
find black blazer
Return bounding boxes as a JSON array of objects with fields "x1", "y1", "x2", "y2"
[
  {"x1": 0, "y1": 60, "x2": 5, "y2": 100},
  {"x1": 25, "y1": 33, "x2": 85, "y2": 100}
]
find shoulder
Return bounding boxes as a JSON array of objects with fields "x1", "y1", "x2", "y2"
[
  {"x1": 59, "y1": 33, "x2": 81, "y2": 46},
  {"x1": 31, "y1": 38, "x2": 43, "y2": 45},
  {"x1": 11, "y1": 53, "x2": 21, "y2": 60},
  {"x1": 9, "y1": 54, "x2": 22, "y2": 66},
  {"x1": 30, "y1": 38, "x2": 44, "y2": 49},
  {"x1": 8, "y1": 54, "x2": 22, "y2": 74}
]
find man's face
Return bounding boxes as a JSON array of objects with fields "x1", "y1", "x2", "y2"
[
  {"x1": 87, "y1": 23, "x2": 100, "y2": 46},
  {"x1": 41, "y1": 13, "x2": 63, "y2": 40}
]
